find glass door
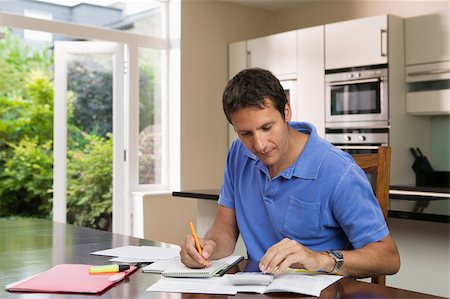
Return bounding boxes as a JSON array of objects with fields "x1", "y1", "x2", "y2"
[{"x1": 53, "y1": 41, "x2": 125, "y2": 232}]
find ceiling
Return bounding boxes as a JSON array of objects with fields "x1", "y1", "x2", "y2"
[{"x1": 223, "y1": 0, "x2": 317, "y2": 12}]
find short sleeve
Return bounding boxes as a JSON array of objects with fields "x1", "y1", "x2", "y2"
[
  {"x1": 218, "y1": 141, "x2": 238, "y2": 209},
  {"x1": 331, "y1": 165, "x2": 389, "y2": 249}
]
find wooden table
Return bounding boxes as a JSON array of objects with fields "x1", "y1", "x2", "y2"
[{"x1": 0, "y1": 218, "x2": 445, "y2": 298}]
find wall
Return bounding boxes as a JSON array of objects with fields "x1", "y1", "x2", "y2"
[
  {"x1": 432, "y1": 116, "x2": 450, "y2": 171},
  {"x1": 179, "y1": 1, "x2": 270, "y2": 191}
]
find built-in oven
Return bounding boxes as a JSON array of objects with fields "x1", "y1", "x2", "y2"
[
  {"x1": 325, "y1": 65, "x2": 388, "y2": 128},
  {"x1": 325, "y1": 127, "x2": 389, "y2": 189},
  {"x1": 325, "y1": 128, "x2": 389, "y2": 154}
]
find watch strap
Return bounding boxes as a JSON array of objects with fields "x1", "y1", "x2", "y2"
[{"x1": 326, "y1": 250, "x2": 344, "y2": 274}]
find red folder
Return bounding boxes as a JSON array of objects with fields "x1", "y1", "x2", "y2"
[{"x1": 6, "y1": 264, "x2": 137, "y2": 294}]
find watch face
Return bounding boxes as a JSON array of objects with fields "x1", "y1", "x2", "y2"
[
  {"x1": 327, "y1": 250, "x2": 344, "y2": 273},
  {"x1": 332, "y1": 250, "x2": 343, "y2": 259}
]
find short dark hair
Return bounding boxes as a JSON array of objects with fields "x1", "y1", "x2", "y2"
[{"x1": 222, "y1": 68, "x2": 288, "y2": 124}]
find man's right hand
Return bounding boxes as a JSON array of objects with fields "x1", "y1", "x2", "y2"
[{"x1": 180, "y1": 234, "x2": 216, "y2": 268}]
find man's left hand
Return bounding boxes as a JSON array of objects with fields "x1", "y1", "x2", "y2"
[{"x1": 259, "y1": 238, "x2": 330, "y2": 274}]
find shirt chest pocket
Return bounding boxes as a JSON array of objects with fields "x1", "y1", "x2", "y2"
[{"x1": 283, "y1": 196, "x2": 321, "y2": 239}]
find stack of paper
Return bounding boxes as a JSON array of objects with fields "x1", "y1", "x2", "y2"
[{"x1": 90, "y1": 245, "x2": 180, "y2": 263}]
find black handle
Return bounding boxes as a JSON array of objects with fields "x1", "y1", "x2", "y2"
[
  {"x1": 410, "y1": 147, "x2": 419, "y2": 159},
  {"x1": 416, "y1": 147, "x2": 424, "y2": 157}
]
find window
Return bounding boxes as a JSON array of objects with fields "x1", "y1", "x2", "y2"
[{"x1": 0, "y1": 0, "x2": 180, "y2": 235}]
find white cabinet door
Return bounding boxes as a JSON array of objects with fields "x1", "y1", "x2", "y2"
[
  {"x1": 247, "y1": 30, "x2": 297, "y2": 77},
  {"x1": 297, "y1": 25, "x2": 325, "y2": 137},
  {"x1": 325, "y1": 15, "x2": 388, "y2": 69},
  {"x1": 405, "y1": 10, "x2": 450, "y2": 65},
  {"x1": 229, "y1": 41, "x2": 247, "y2": 78}
]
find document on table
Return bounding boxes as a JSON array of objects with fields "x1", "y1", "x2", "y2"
[
  {"x1": 146, "y1": 272, "x2": 343, "y2": 296},
  {"x1": 143, "y1": 255, "x2": 243, "y2": 277},
  {"x1": 90, "y1": 245, "x2": 180, "y2": 262}
]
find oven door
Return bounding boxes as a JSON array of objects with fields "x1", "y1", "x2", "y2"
[{"x1": 326, "y1": 77, "x2": 388, "y2": 127}]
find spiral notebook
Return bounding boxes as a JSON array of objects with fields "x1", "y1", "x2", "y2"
[{"x1": 161, "y1": 255, "x2": 243, "y2": 278}]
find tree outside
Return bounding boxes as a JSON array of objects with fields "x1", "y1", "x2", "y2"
[{"x1": 0, "y1": 30, "x2": 114, "y2": 230}]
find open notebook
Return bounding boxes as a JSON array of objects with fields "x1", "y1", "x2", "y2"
[{"x1": 157, "y1": 255, "x2": 243, "y2": 278}]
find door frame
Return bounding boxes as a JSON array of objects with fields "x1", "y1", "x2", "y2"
[{"x1": 53, "y1": 41, "x2": 125, "y2": 232}]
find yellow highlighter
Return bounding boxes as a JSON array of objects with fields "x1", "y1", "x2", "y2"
[
  {"x1": 189, "y1": 222, "x2": 206, "y2": 267},
  {"x1": 89, "y1": 264, "x2": 130, "y2": 274}
]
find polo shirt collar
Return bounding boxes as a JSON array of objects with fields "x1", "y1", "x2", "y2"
[
  {"x1": 241, "y1": 122, "x2": 330, "y2": 180},
  {"x1": 288, "y1": 122, "x2": 330, "y2": 180}
]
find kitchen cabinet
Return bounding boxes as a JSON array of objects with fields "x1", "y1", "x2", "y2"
[
  {"x1": 227, "y1": 31, "x2": 298, "y2": 146},
  {"x1": 297, "y1": 25, "x2": 325, "y2": 137},
  {"x1": 325, "y1": 15, "x2": 388, "y2": 69},
  {"x1": 229, "y1": 41, "x2": 247, "y2": 78},
  {"x1": 406, "y1": 61, "x2": 450, "y2": 115},
  {"x1": 405, "y1": 10, "x2": 449, "y2": 65},
  {"x1": 247, "y1": 30, "x2": 297, "y2": 78},
  {"x1": 405, "y1": 10, "x2": 450, "y2": 115}
]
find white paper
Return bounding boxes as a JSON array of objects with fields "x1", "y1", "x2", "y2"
[
  {"x1": 147, "y1": 277, "x2": 237, "y2": 295},
  {"x1": 142, "y1": 258, "x2": 181, "y2": 273},
  {"x1": 90, "y1": 245, "x2": 180, "y2": 262},
  {"x1": 264, "y1": 273, "x2": 342, "y2": 297},
  {"x1": 146, "y1": 272, "x2": 343, "y2": 296}
]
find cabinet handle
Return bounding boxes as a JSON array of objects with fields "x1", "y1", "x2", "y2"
[
  {"x1": 327, "y1": 78, "x2": 381, "y2": 85},
  {"x1": 337, "y1": 145, "x2": 380, "y2": 150},
  {"x1": 407, "y1": 69, "x2": 450, "y2": 76},
  {"x1": 380, "y1": 29, "x2": 387, "y2": 57}
]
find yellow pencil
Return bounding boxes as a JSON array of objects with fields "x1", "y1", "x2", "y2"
[{"x1": 189, "y1": 222, "x2": 206, "y2": 267}]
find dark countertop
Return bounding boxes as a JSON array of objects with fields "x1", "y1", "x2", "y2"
[
  {"x1": 173, "y1": 186, "x2": 450, "y2": 223},
  {"x1": 389, "y1": 185, "x2": 449, "y2": 223}
]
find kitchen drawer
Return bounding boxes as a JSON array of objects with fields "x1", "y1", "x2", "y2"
[
  {"x1": 407, "y1": 89, "x2": 450, "y2": 115},
  {"x1": 406, "y1": 61, "x2": 450, "y2": 82}
]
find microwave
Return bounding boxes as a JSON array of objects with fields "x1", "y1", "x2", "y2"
[{"x1": 325, "y1": 66, "x2": 388, "y2": 128}]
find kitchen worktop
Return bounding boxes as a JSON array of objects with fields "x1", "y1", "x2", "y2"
[
  {"x1": 173, "y1": 186, "x2": 450, "y2": 223},
  {"x1": 389, "y1": 185, "x2": 449, "y2": 223}
]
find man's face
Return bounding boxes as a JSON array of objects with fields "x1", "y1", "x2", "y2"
[{"x1": 230, "y1": 99, "x2": 292, "y2": 172}]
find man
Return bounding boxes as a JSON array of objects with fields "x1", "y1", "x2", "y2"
[{"x1": 180, "y1": 68, "x2": 400, "y2": 278}]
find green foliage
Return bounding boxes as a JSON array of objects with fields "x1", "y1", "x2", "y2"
[
  {"x1": 0, "y1": 33, "x2": 54, "y2": 217},
  {"x1": 0, "y1": 29, "x2": 113, "y2": 230},
  {"x1": 0, "y1": 29, "x2": 53, "y2": 97},
  {"x1": 139, "y1": 60, "x2": 155, "y2": 131},
  {"x1": 67, "y1": 134, "x2": 112, "y2": 230},
  {"x1": 0, "y1": 138, "x2": 53, "y2": 216},
  {"x1": 68, "y1": 57, "x2": 112, "y2": 137}
]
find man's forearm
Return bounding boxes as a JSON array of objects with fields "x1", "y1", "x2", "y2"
[
  {"x1": 204, "y1": 227, "x2": 238, "y2": 259},
  {"x1": 335, "y1": 235, "x2": 400, "y2": 278}
]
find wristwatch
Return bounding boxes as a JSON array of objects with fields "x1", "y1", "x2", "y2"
[{"x1": 326, "y1": 250, "x2": 344, "y2": 274}]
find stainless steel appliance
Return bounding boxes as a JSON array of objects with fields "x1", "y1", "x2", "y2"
[
  {"x1": 325, "y1": 128, "x2": 389, "y2": 154},
  {"x1": 325, "y1": 128, "x2": 389, "y2": 190},
  {"x1": 325, "y1": 65, "x2": 388, "y2": 128}
]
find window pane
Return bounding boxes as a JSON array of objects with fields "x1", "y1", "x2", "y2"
[
  {"x1": 0, "y1": 1, "x2": 163, "y2": 38},
  {"x1": 66, "y1": 51, "x2": 113, "y2": 230},
  {"x1": 139, "y1": 47, "x2": 162, "y2": 184}
]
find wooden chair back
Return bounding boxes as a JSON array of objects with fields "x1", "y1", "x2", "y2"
[{"x1": 351, "y1": 145, "x2": 391, "y2": 286}]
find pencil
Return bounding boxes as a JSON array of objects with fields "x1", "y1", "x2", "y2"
[{"x1": 189, "y1": 222, "x2": 206, "y2": 267}]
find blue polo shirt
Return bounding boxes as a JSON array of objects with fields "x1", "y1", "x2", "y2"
[{"x1": 218, "y1": 122, "x2": 389, "y2": 261}]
